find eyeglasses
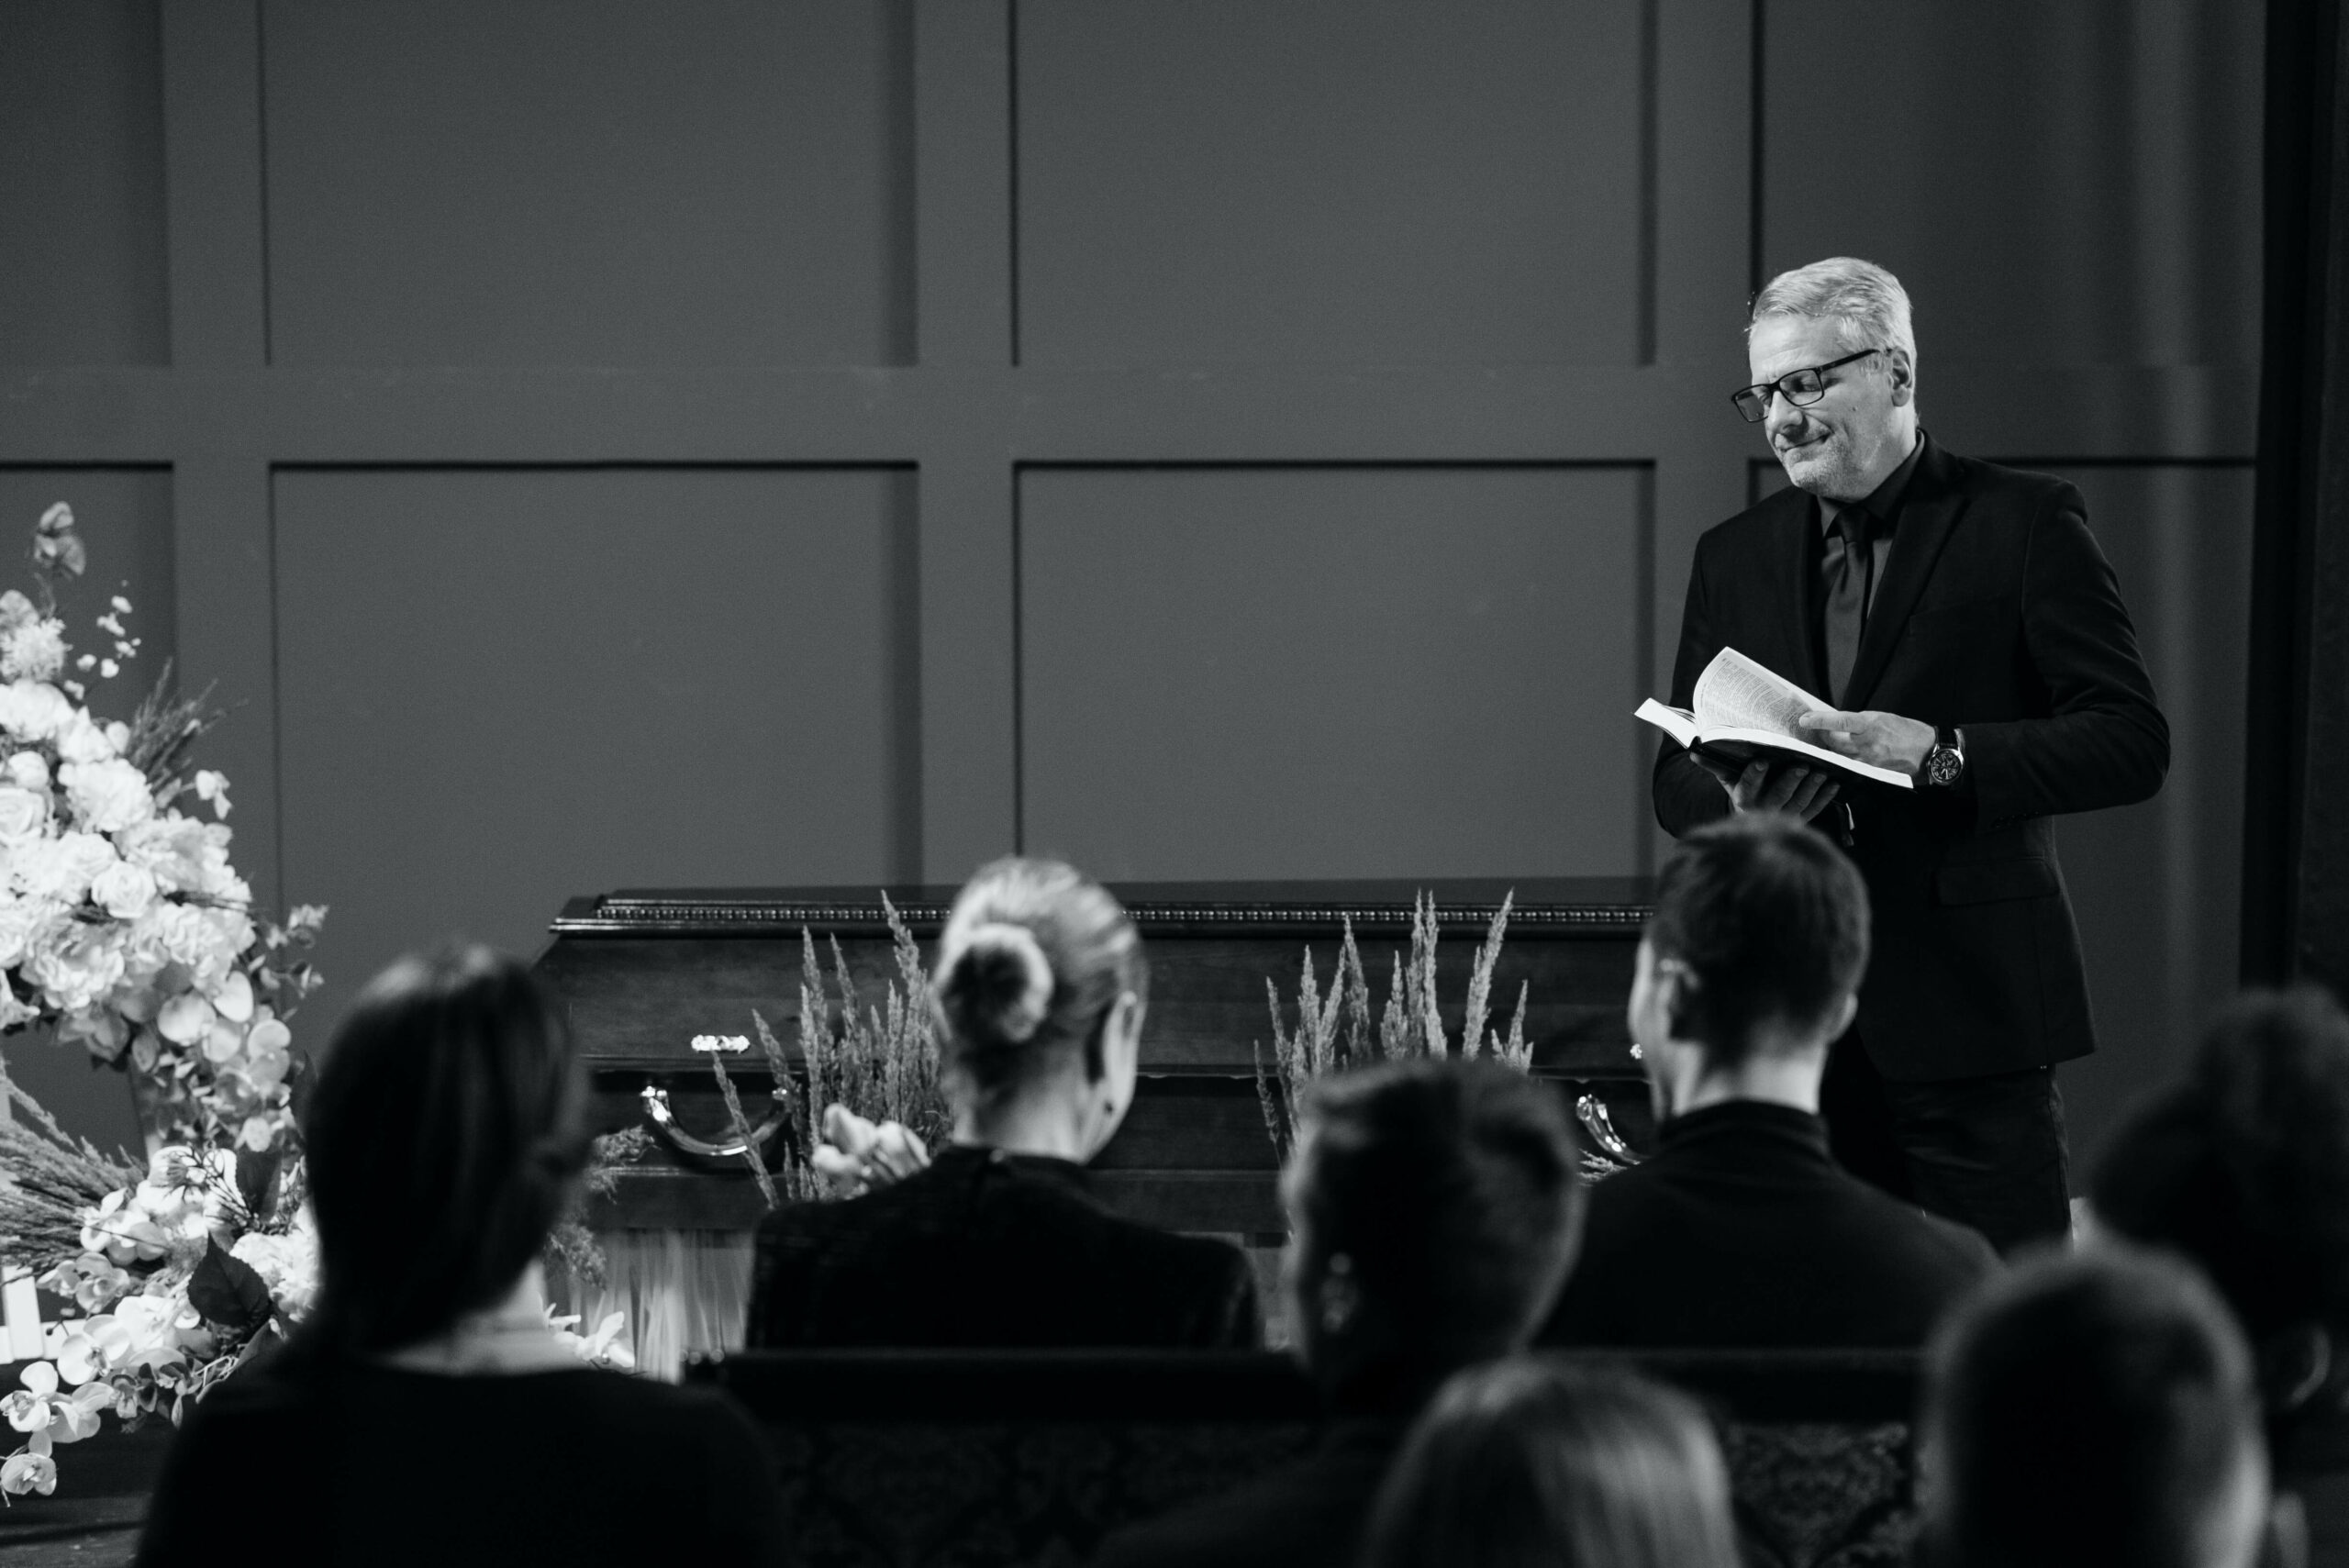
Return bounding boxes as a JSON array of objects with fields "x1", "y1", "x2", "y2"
[{"x1": 1730, "y1": 348, "x2": 1886, "y2": 423}]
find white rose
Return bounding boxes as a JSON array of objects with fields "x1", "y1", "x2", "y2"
[
  {"x1": 0, "y1": 683, "x2": 71, "y2": 743},
  {"x1": 116, "y1": 817, "x2": 205, "y2": 892},
  {"x1": 5, "y1": 753, "x2": 48, "y2": 792},
  {"x1": 59, "y1": 759, "x2": 150, "y2": 834},
  {"x1": 88, "y1": 861, "x2": 156, "y2": 920},
  {"x1": 0, "y1": 787, "x2": 46, "y2": 846},
  {"x1": 51, "y1": 713, "x2": 116, "y2": 765}
]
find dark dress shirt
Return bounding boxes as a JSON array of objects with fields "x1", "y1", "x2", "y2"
[
  {"x1": 1088, "y1": 1418, "x2": 1405, "y2": 1568},
  {"x1": 137, "y1": 1354, "x2": 786, "y2": 1566},
  {"x1": 1539, "y1": 1099, "x2": 1997, "y2": 1349},
  {"x1": 1817, "y1": 432, "x2": 1925, "y2": 702},
  {"x1": 746, "y1": 1143, "x2": 1261, "y2": 1348}
]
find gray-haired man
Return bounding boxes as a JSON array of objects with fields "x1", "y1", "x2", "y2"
[{"x1": 1652, "y1": 257, "x2": 2169, "y2": 1252}]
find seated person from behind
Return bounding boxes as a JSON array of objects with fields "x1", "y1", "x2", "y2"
[
  {"x1": 136, "y1": 947, "x2": 787, "y2": 1568},
  {"x1": 1541, "y1": 810, "x2": 1994, "y2": 1350},
  {"x1": 2093, "y1": 986, "x2": 2349, "y2": 1568},
  {"x1": 1921, "y1": 1247, "x2": 2292, "y2": 1568},
  {"x1": 1091, "y1": 1058, "x2": 1585, "y2": 1568},
  {"x1": 1363, "y1": 1359, "x2": 1741, "y2": 1568},
  {"x1": 746, "y1": 856, "x2": 1258, "y2": 1348}
]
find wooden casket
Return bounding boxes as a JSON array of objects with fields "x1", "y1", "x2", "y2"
[{"x1": 538, "y1": 878, "x2": 1655, "y2": 1240}]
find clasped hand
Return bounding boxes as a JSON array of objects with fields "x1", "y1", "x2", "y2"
[{"x1": 808, "y1": 1102, "x2": 930, "y2": 1195}]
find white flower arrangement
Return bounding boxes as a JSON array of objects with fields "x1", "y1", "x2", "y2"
[{"x1": 0, "y1": 502, "x2": 632, "y2": 1501}]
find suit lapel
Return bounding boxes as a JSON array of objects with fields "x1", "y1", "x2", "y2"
[{"x1": 1842, "y1": 435, "x2": 1967, "y2": 710}]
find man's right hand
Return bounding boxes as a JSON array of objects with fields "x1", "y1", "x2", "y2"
[{"x1": 1694, "y1": 755, "x2": 1841, "y2": 824}]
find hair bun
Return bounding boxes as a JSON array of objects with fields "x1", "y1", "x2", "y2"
[{"x1": 943, "y1": 921, "x2": 1054, "y2": 1046}]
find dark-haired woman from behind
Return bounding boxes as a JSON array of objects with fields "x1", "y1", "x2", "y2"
[
  {"x1": 746, "y1": 857, "x2": 1259, "y2": 1348},
  {"x1": 137, "y1": 947, "x2": 787, "y2": 1568},
  {"x1": 1362, "y1": 1358, "x2": 1741, "y2": 1568}
]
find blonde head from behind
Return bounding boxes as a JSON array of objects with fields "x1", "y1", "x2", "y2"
[{"x1": 931, "y1": 858, "x2": 1148, "y2": 1162}]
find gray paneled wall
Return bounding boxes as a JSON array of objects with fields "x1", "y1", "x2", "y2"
[{"x1": 0, "y1": 0, "x2": 2260, "y2": 1172}]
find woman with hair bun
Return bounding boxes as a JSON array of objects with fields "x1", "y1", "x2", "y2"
[{"x1": 746, "y1": 857, "x2": 1260, "y2": 1348}]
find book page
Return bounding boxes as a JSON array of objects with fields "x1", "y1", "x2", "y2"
[{"x1": 1692, "y1": 648, "x2": 1828, "y2": 739}]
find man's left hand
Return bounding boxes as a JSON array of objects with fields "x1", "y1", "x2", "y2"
[{"x1": 1798, "y1": 708, "x2": 1936, "y2": 776}]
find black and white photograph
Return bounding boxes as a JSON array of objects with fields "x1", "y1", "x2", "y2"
[{"x1": 0, "y1": 2, "x2": 2340, "y2": 1564}]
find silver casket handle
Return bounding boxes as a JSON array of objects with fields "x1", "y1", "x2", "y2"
[
  {"x1": 1575, "y1": 1093, "x2": 1643, "y2": 1166},
  {"x1": 640, "y1": 1084, "x2": 789, "y2": 1161}
]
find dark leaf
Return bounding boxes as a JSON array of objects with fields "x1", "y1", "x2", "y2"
[
  {"x1": 234, "y1": 1148, "x2": 279, "y2": 1219},
  {"x1": 187, "y1": 1240, "x2": 273, "y2": 1335}
]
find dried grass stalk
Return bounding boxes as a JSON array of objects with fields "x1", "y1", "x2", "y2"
[{"x1": 1255, "y1": 894, "x2": 1527, "y2": 1162}]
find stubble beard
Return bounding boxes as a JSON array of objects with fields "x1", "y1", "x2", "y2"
[{"x1": 1778, "y1": 428, "x2": 1870, "y2": 502}]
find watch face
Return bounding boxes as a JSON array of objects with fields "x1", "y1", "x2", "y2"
[{"x1": 1927, "y1": 747, "x2": 1963, "y2": 787}]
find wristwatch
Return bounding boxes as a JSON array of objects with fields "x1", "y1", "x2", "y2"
[{"x1": 1923, "y1": 725, "x2": 1967, "y2": 788}]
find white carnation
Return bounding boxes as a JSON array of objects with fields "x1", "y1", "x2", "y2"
[
  {"x1": 23, "y1": 922, "x2": 126, "y2": 1014},
  {"x1": 59, "y1": 758, "x2": 150, "y2": 834},
  {"x1": 0, "y1": 619, "x2": 68, "y2": 684},
  {"x1": 229, "y1": 1217, "x2": 317, "y2": 1319},
  {"x1": 0, "y1": 895, "x2": 64, "y2": 968},
  {"x1": 11, "y1": 832, "x2": 116, "y2": 904},
  {"x1": 116, "y1": 817, "x2": 208, "y2": 893}
]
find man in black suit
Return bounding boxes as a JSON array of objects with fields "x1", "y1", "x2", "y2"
[
  {"x1": 1541, "y1": 812, "x2": 1995, "y2": 1350},
  {"x1": 1092, "y1": 1059, "x2": 1585, "y2": 1568},
  {"x1": 1654, "y1": 257, "x2": 2168, "y2": 1251}
]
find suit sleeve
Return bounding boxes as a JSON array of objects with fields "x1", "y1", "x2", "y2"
[
  {"x1": 1964, "y1": 484, "x2": 2170, "y2": 826},
  {"x1": 1652, "y1": 539, "x2": 1736, "y2": 838}
]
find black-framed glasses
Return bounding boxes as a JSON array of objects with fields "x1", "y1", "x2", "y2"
[{"x1": 1730, "y1": 348, "x2": 1886, "y2": 423}]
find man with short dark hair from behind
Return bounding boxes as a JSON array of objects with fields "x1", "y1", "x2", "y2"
[
  {"x1": 2093, "y1": 986, "x2": 2349, "y2": 1567},
  {"x1": 1540, "y1": 811, "x2": 1994, "y2": 1350},
  {"x1": 1921, "y1": 1248, "x2": 2290, "y2": 1568},
  {"x1": 1090, "y1": 1058, "x2": 1584, "y2": 1568}
]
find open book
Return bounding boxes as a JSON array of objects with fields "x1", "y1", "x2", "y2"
[{"x1": 1635, "y1": 648, "x2": 1913, "y2": 789}]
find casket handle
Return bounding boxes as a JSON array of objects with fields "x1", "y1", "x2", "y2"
[
  {"x1": 640, "y1": 1084, "x2": 789, "y2": 1162},
  {"x1": 1575, "y1": 1094, "x2": 1643, "y2": 1166}
]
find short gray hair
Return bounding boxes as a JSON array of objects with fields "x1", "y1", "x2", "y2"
[{"x1": 1749, "y1": 257, "x2": 1916, "y2": 367}]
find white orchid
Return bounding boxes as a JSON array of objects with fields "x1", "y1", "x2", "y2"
[
  {"x1": 0, "y1": 1446, "x2": 57, "y2": 1497},
  {"x1": 76, "y1": 1189, "x2": 168, "y2": 1267},
  {"x1": 1, "y1": 1363, "x2": 110, "y2": 1443}
]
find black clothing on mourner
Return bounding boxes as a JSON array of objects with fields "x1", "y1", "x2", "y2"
[
  {"x1": 1538, "y1": 1100, "x2": 1997, "y2": 1349},
  {"x1": 1088, "y1": 1418, "x2": 1404, "y2": 1568},
  {"x1": 746, "y1": 1142, "x2": 1260, "y2": 1349},
  {"x1": 1655, "y1": 431, "x2": 2168, "y2": 1250},
  {"x1": 1819, "y1": 1029, "x2": 2071, "y2": 1268},
  {"x1": 136, "y1": 1353, "x2": 785, "y2": 1567}
]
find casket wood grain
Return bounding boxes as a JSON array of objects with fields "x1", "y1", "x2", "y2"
[{"x1": 537, "y1": 879, "x2": 1653, "y2": 1236}]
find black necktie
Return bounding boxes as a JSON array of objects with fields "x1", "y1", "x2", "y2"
[{"x1": 1823, "y1": 507, "x2": 1873, "y2": 704}]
